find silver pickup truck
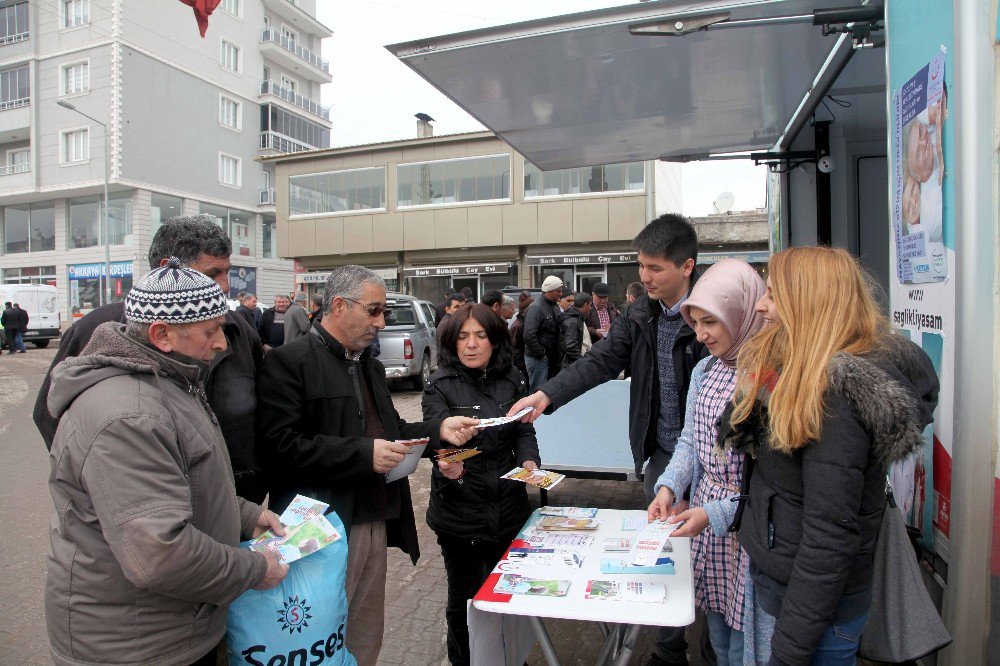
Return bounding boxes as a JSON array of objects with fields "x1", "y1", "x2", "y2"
[{"x1": 380, "y1": 293, "x2": 438, "y2": 390}]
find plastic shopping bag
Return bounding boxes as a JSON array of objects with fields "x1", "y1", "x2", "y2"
[{"x1": 226, "y1": 511, "x2": 356, "y2": 666}]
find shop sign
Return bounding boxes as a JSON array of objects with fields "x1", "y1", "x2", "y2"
[
  {"x1": 68, "y1": 261, "x2": 133, "y2": 280},
  {"x1": 297, "y1": 268, "x2": 398, "y2": 284},
  {"x1": 526, "y1": 253, "x2": 637, "y2": 266},
  {"x1": 698, "y1": 251, "x2": 771, "y2": 265},
  {"x1": 403, "y1": 263, "x2": 511, "y2": 278}
]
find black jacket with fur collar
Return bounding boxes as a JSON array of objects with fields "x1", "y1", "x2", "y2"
[{"x1": 724, "y1": 334, "x2": 939, "y2": 666}]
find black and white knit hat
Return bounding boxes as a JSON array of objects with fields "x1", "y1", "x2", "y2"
[{"x1": 125, "y1": 257, "x2": 229, "y2": 324}]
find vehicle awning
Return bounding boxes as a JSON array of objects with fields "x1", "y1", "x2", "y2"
[{"x1": 388, "y1": 0, "x2": 868, "y2": 170}]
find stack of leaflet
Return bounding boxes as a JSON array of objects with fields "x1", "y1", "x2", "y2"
[
  {"x1": 584, "y1": 580, "x2": 667, "y2": 603},
  {"x1": 249, "y1": 495, "x2": 342, "y2": 564},
  {"x1": 598, "y1": 521, "x2": 676, "y2": 575}
]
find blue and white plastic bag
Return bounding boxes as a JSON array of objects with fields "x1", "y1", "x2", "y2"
[{"x1": 227, "y1": 511, "x2": 355, "y2": 666}]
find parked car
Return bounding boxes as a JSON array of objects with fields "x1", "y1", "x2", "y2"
[
  {"x1": 380, "y1": 293, "x2": 438, "y2": 389},
  {"x1": 0, "y1": 284, "x2": 61, "y2": 348}
]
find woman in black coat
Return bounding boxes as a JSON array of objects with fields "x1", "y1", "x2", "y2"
[{"x1": 422, "y1": 303, "x2": 541, "y2": 666}]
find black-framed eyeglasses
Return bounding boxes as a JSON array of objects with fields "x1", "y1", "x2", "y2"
[{"x1": 342, "y1": 296, "x2": 386, "y2": 318}]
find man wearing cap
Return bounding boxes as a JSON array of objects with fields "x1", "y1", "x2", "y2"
[
  {"x1": 586, "y1": 282, "x2": 621, "y2": 342},
  {"x1": 34, "y1": 215, "x2": 268, "y2": 503},
  {"x1": 523, "y1": 275, "x2": 564, "y2": 392},
  {"x1": 45, "y1": 260, "x2": 288, "y2": 666}
]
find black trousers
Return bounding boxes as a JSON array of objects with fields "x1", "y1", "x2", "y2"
[{"x1": 436, "y1": 530, "x2": 519, "y2": 666}]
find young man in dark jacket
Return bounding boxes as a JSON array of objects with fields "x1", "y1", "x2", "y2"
[
  {"x1": 256, "y1": 265, "x2": 479, "y2": 666},
  {"x1": 522, "y1": 275, "x2": 564, "y2": 391},
  {"x1": 510, "y1": 214, "x2": 709, "y2": 666},
  {"x1": 32, "y1": 215, "x2": 269, "y2": 504},
  {"x1": 560, "y1": 292, "x2": 591, "y2": 368}
]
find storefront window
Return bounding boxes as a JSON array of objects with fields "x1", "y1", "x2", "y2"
[
  {"x1": 151, "y1": 193, "x2": 183, "y2": 235},
  {"x1": 107, "y1": 191, "x2": 133, "y2": 245},
  {"x1": 68, "y1": 261, "x2": 133, "y2": 317},
  {"x1": 289, "y1": 167, "x2": 385, "y2": 216},
  {"x1": 2, "y1": 265, "x2": 57, "y2": 285},
  {"x1": 262, "y1": 216, "x2": 277, "y2": 258},
  {"x1": 397, "y1": 155, "x2": 510, "y2": 207},
  {"x1": 3, "y1": 202, "x2": 54, "y2": 253},
  {"x1": 523, "y1": 161, "x2": 645, "y2": 198},
  {"x1": 68, "y1": 192, "x2": 130, "y2": 249},
  {"x1": 199, "y1": 202, "x2": 255, "y2": 257}
]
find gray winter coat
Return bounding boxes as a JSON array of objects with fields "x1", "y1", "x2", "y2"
[
  {"x1": 283, "y1": 303, "x2": 311, "y2": 345},
  {"x1": 45, "y1": 322, "x2": 267, "y2": 666}
]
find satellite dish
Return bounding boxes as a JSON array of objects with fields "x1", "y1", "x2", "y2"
[{"x1": 713, "y1": 191, "x2": 735, "y2": 215}]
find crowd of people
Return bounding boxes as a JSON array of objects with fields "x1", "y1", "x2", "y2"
[
  {"x1": 0, "y1": 301, "x2": 29, "y2": 354},
  {"x1": 35, "y1": 211, "x2": 939, "y2": 666}
]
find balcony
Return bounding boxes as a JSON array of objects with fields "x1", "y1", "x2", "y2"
[
  {"x1": 0, "y1": 98, "x2": 30, "y2": 135},
  {"x1": 0, "y1": 31, "x2": 27, "y2": 46},
  {"x1": 0, "y1": 162, "x2": 28, "y2": 175},
  {"x1": 261, "y1": 0, "x2": 332, "y2": 39},
  {"x1": 260, "y1": 131, "x2": 313, "y2": 154},
  {"x1": 259, "y1": 28, "x2": 332, "y2": 84},
  {"x1": 259, "y1": 80, "x2": 330, "y2": 122},
  {"x1": 260, "y1": 188, "x2": 276, "y2": 205}
]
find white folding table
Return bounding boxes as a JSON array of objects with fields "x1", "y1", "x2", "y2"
[{"x1": 470, "y1": 508, "x2": 695, "y2": 666}]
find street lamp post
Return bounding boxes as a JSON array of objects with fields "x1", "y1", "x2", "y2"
[{"x1": 57, "y1": 100, "x2": 111, "y2": 306}]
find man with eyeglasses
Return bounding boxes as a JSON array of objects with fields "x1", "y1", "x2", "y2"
[{"x1": 257, "y1": 265, "x2": 480, "y2": 666}]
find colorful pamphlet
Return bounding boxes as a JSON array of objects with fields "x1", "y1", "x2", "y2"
[
  {"x1": 435, "y1": 447, "x2": 482, "y2": 464},
  {"x1": 536, "y1": 516, "x2": 601, "y2": 531},
  {"x1": 629, "y1": 521, "x2": 679, "y2": 566},
  {"x1": 585, "y1": 580, "x2": 666, "y2": 603},
  {"x1": 494, "y1": 574, "x2": 571, "y2": 597},
  {"x1": 602, "y1": 537, "x2": 672, "y2": 553},
  {"x1": 621, "y1": 516, "x2": 646, "y2": 531},
  {"x1": 506, "y1": 547, "x2": 585, "y2": 568},
  {"x1": 600, "y1": 557, "x2": 676, "y2": 575},
  {"x1": 539, "y1": 506, "x2": 599, "y2": 519},
  {"x1": 249, "y1": 494, "x2": 342, "y2": 565},
  {"x1": 501, "y1": 467, "x2": 566, "y2": 490},
  {"x1": 384, "y1": 437, "x2": 431, "y2": 483},
  {"x1": 521, "y1": 530, "x2": 595, "y2": 549},
  {"x1": 476, "y1": 406, "x2": 534, "y2": 428}
]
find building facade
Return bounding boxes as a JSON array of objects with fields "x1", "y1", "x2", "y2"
[
  {"x1": 0, "y1": 0, "x2": 332, "y2": 320},
  {"x1": 264, "y1": 131, "x2": 767, "y2": 304}
]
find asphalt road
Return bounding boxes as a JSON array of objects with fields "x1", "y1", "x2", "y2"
[{"x1": 0, "y1": 346, "x2": 700, "y2": 665}]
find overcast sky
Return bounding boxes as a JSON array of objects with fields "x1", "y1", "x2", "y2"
[{"x1": 315, "y1": 0, "x2": 766, "y2": 216}]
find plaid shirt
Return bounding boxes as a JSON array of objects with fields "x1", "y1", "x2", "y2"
[
  {"x1": 689, "y1": 361, "x2": 747, "y2": 631},
  {"x1": 596, "y1": 305, "x2": 611, "y2": 330}
]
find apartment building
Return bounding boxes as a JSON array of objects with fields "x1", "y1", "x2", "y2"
[
  {"x1": 263, "y1": 129, "x2": 768, "y2": 304},
  {"x1": 0, "y1": 0, "x2": 332, "y2": 320}
]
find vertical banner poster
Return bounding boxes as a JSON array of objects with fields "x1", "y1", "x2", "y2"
[
  {"x1": 886, "y1": 0, "x2": 955, "y2": 557},
  {"x1": 228, "y1": 265, "x2": 257, "y2": 300}
]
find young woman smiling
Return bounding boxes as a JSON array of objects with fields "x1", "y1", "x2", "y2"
[
  {"x1": 647, "y1": 258, "x2": 767, "y2": 666},
  {"x1": 421, "y1": 303, "x2": 541, "y2": 666}
]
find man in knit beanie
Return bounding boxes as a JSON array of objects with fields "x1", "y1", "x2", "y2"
[{"x1": 44, "y1": 259, "x2": 288, "y2": 666}]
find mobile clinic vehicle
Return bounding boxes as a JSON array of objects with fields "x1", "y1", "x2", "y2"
[
  {"x1": 0, "y1": 284, "x2": 61, "y2": 348},
  {"x1": 388, "y1": 0, "x2": 998, "y2": 660}
]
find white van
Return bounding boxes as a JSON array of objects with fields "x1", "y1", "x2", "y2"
[{"x1": 0, "y1": 284, "x2": 61, "y2": 348}]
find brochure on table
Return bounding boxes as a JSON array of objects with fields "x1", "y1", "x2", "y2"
[{"x1": 472, "y1": 508, "x2": 694, "y2": 627}]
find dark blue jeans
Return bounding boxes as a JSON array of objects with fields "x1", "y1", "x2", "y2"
[
  {"x1": 752, "y1": 596, "x2": 868, "y2": 665},
  {"x1": 12, "y1": 330, "x2": 25, "y2": 352}
]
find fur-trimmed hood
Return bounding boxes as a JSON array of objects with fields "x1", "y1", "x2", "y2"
[
  {"x1": 721, "y1": 333, "x2": 939, "y2": 467},
  {"x1": 47, "y1": 321, "x2": 208, "y2": 421}
]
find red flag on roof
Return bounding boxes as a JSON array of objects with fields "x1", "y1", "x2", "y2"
[{"x1": 179, "y1": 0, "x2": 222, "y2": 38}]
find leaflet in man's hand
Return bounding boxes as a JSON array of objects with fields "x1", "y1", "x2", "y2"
[
  {"x1": 629, "y1": 521, "x2": 679, "y2": 566},
  {"x1": 494, "y1": 574, "x2": 570, "y2": 597},
  {"x1": 501, "y1": 467, "x2": 566, "y2": 489},
  {"x1": 585, "y1": 580, "x2": 666, "y2": 603},
  {"x1": 250, "y1": 495, "x2": 341, "y2": 564},
  {"x1": 476, "y1": 406, "x2": 534, "y2": 428},
  {"x1": 279, "y1": 495, "x2": 329, "y2": 527},
  {"x1": 435, "y1": 447, "x2": 482, "y2": 464}
]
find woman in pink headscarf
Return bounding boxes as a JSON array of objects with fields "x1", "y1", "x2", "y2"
[{"x1": 646, "y1": 258, "x2": 766, "y2": 666}]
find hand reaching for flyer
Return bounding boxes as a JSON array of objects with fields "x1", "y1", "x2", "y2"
[
  {"x1": 440, "y1": 416, "x2": 480, "y2": 446},
  {"x1": 507, "y1": 391, "x2": 551, "y2": 423}
]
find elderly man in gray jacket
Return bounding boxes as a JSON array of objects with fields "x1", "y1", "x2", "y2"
[
  {"x1": 284, "y1": 290, "x2": 312, "y2": 344},
  {"x1": 45, "y1": 259, "x2": 288, "y2": 666}
]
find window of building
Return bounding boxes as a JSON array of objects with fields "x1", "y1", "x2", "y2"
[
  {"x1": 281, "y1": 25, "x2": 298, "y2": 43},
  {"x1": 61, "y1": 127, "x2": 89, "y2": 164},
  {"x1": 220, "y1": 40, "x2": 240, "y2": 72},
  {"x1": 279, "y1": 73, "x2": 297, "y2": 94},
  {"x1": 219, "y1": 94, "x2": 241, "y2": 130},
  {"x1": 66, "y1": 191, "x2": 131, "y2": 248},
  {"x1": 3, "y1": 202, "x2": 54, "y2": 253},
  {"x1": 523, "y1": 161, "x2": 645, "y2": 198},
  {"x1": 0, "y1": 1, "x2": 29, "y2": 44},
  {"x1": 397, "y1": 155, "x2": 510, "y2": 207},
  {"x1": 6, "y1": 148, "x2": 28, "y2": 173},
  {"x1": 262, "y1": 216, "x2": 276, "y2": 258},
  {"x1": 221, "y1": 0, "x2": 240, "y2": 16},
  {"x1": 150, "y1": 192, "x2": 183, "y2": 235},
  {"x1": 0, "y1": 64, "x2": 29, "y2": 109},
  {"x1": 2, "y1": 266, "x2": 57, "y2": 285},
  {"x1": 260, "y1": 104, "x2": 330, "y2": 149},
  {"x1": 107, "y1": 191, "x2": 132, "y2": 245},
  {"x1": 289, "y1": 167, "x2": 386, "y2": 216},
  {"x1": 69, "y1": 261, "x2": 133, "y2": 314},
  {"x1": 200, "y1": 202, "x2": 255, "y2": 257},
  {"x1": 61, "y1": 61, "x2": 89, "y2": 95},
  {"x1": 62, "y1": 0, "x2": 88, "y2": 28},
  {"x1": 219, "y1": 153, "x2": 241, "y2": 187}
]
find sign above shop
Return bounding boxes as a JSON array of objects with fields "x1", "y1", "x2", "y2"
[
  {"x1": 526, "y1": 253, "x2": 637, "y2": 266},
  {"x1": 297, "y1": 268, "x2": 398, "y2": 284},
  {"x1": 68, "y1": 261, "x2": 134, "y2": 280},
  {"x1": 403, "y1": 263, "x2": 512, "y2": 278},
  {"x1": 698, "y1": 251, "x2": 771, "y2": 265}
]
